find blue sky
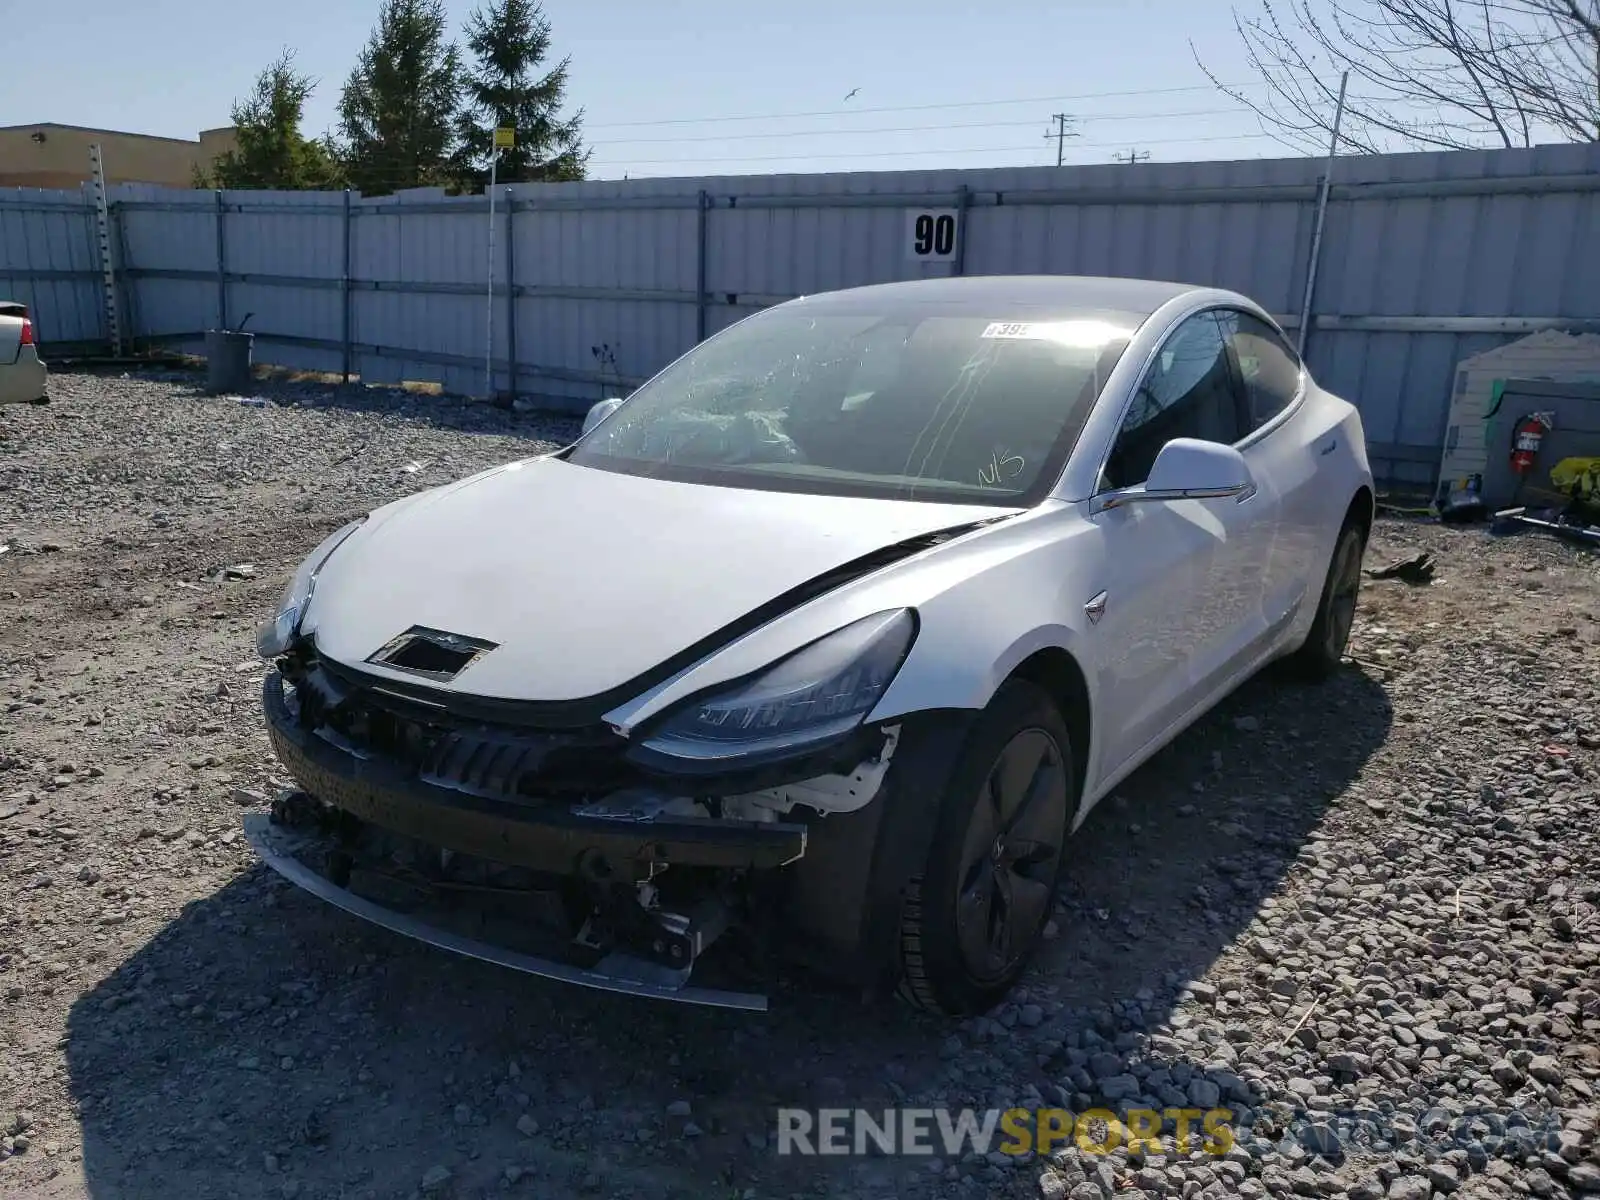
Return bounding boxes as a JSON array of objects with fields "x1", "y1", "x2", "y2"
[{"x1": 11, "y1": 0, "x2": 1317, "y2": 177}]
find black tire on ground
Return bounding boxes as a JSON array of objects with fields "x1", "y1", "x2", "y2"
[
  {"x1": 897, "y1": 679, "x2": 1076, "y2": 1017},
  {"x1": 1285, "y1": 520, "x2": 1366, "y2": 680}
]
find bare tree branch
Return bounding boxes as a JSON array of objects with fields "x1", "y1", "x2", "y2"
[{"x1": 1195, "y1": 0, "x2": 1600, "y2": 153}]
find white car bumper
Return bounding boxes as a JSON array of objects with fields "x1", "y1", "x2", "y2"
[{"x1": 0, "y1": 347, "x2": 47, "y2": 405}]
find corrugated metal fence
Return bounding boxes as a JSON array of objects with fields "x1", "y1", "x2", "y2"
[
  {"x1": 3, "y1": 142, "x2": 1599, "y2": 484},
  {"x1": 0, "y1": 189, "x2": 106, "y2": 345}
]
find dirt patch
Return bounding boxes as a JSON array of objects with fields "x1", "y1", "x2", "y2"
[{"x1": 2, "y1": 371, "x2": 1597, "y2": 1200}]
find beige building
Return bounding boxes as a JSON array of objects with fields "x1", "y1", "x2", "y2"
[{"x1": 0, "y1": 123, "x2": 237, "y2": 190}]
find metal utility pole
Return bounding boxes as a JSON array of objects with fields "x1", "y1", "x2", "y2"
[
  {"x1": 88, "y1": 144, "x2": 123, "y2": 356},
  {"x1": 1112, "y1": 148, "x2": 1151, "y2": 165},
  {"x1": 486, "y1": 125, "x2": 515, "y2": 401},
  {"x1": 1045, "y1": 113, "x2": 1070, "y2": 167},
  {"x1": 1297, "y1": 70, "x2": 1350, "y2": 359},
  {"x1": 485, "y1": 149, "x2": 499, "y2": 401}
]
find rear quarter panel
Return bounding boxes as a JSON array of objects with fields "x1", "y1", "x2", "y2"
[
  {"x1": 0, "y1": 346, "x2": 47, "y2": 405},
  {"x1": 1279, "y1": 382, "x2": 1374, "y2": 650},
  {"x1": 1306, "y1": 382, "x2": 1374, "y2": 533},
  {"x1": 0, "y1": 310, "x2": 24, "y2": 365}
]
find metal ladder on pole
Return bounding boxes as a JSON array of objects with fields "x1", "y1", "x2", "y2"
[{"x1": 88, "y1": 144, "x2": 123, "y2": 357}]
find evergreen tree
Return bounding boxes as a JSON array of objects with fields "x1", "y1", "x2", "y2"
[
  {"x1": 337, "y1": 0, "x2": 463, "y2": 196},
  {"x1": 452, "y1": 0, "x2": 589, "y2": 191},
  {"x1": 201, "y1": 50, "x2": 343, "y2": 190}
]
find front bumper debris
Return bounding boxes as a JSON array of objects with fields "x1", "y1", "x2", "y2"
[
  {"x1": 263, "y1": 670, "x2": 808, "y2": 882},
  {"x1": 243, "y1": 811, "x2": 769, "y2": 1011},
  {"x1": 256, "y1": 666, "x2": 812, "y2": 1009}
]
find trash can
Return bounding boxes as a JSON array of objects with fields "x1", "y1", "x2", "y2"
[{"x1": 204, "y1": 329, "x2": 254, "y2": 395}]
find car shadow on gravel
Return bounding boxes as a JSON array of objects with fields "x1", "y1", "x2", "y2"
[
  {"x1": 1033, "y1": 663, "x2": 1393, "y2": 1009},
  {"x1": 62, "y1": 663, "x2": 1390, "y2": 1200}
]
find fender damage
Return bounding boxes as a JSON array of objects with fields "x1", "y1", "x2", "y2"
[{"x1": 251, "y1": 514, "x2": 999, "y2": 1009}]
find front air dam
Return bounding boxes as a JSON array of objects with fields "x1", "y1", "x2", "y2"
[{"x1": 242, "y1": 811, "x2": 771, "y2": 1011}]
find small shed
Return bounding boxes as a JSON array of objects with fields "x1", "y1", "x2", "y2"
[{"x1": 1436, "y1": 331, "x2": 1600, "y2": 509}]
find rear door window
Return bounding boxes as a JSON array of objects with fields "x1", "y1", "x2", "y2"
[{"x1": 1216, "y1": 309, "x2": 1304, "y2": 433}]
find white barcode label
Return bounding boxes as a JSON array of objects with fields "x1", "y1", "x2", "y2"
[{"x1": 980, "y1": 322, "x2": 1038, "y2": 339}]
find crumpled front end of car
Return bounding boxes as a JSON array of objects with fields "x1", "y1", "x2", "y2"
[{"x1": 252, "y1": 636, "x2": 935, "y2": 1010}]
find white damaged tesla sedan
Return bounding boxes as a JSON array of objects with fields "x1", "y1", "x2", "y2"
[{"x1": 249, "y1": 275, "x2": 1373, "y2": 1015}]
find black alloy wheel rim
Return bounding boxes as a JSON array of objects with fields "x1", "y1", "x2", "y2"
[
  {"x1": 1325, "y1": 533, "x2": 1363, "y2": 662},
  {"x1": 954, "y1": 728, "x2": 1068, "y2": 981}
]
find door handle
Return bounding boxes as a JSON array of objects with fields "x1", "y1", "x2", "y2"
[{"x1": 1317, "y1": 436, "x2": 1338, "y2": 457}]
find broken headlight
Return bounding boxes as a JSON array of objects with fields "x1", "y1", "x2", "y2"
[
  {"x1": 638, "y1": 609, "x2": 915, "y2": 764},
  {"x1": 255, "y1": 518, "x2": 366, "y2": 659}
]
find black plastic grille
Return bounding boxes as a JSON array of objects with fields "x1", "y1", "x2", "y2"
[{"x1": 293, "y1": 663, "x2": 635, "y2": 804}]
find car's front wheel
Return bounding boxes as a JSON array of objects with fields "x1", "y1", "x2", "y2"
[{"x1": 896, "y1": 680, "x2": 1075, "y2": 1016}]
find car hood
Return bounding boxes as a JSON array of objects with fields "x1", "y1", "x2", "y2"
[{"x1": 302, "y1": 456, "x2": 1021, "y2": 704}]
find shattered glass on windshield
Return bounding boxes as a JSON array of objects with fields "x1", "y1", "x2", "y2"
[{"x1": 570, "y1": 307, "x2": 1134, "y2": 504}]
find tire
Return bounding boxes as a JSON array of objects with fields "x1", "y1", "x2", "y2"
[
  {"x1": 897, "y1": 680, "x2": 1076, "y2": 1016},
  {"x1": 1286, "y1": 520, "x2": 1366, "y2": 680}
]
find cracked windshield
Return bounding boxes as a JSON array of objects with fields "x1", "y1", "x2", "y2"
[{"x1": 569, "y1": 311, "x2": 1133, "y2": 501}]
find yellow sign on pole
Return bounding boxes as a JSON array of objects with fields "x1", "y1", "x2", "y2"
[{"x1": 493, "y1": 127, "x2": 515, "y2": 149}]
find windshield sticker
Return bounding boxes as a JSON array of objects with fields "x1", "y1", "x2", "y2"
[
  {"x1": 980, "y1": 319, "x2": 1133, "y2": 347},
  {"x1": 980, "y1": 322, "x2": 1037, "y2": 339}
]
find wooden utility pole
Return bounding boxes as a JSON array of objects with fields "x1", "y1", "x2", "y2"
[
  {"x1": 1045, "y1": 113, "x2": 1071, "y2": 166},
  {"x1": 1113, "y1": 147, "x2": 1151, "y2": 164}
]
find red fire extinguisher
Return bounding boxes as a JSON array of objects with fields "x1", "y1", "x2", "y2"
[{"x1": 1510, "y1": 411, "x2": 1554, "y2": 476}]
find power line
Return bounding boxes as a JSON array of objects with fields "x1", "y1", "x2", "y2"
[
  {"x1": 1112, "y1": 148, "x2": 1153, "y2": 164},
  {"x1": 582, "y1": 82, "x2": 1272, "y2": 130},
  {"x1": 1081, "y1": 132, "x2": 1258, "y2": 150},
  {"x1": 595, "y1": 131, "x2": 1280, "y2": 169},
  {"x1": 586, "y1": 107, "x2": 1252, "y2": 148},
  {"x1": 318, "y1": 128, "x2": 1283, "y2": 189}
]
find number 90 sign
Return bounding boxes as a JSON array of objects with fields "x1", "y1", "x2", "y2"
[{"x1": 906, "y1": 209, "x2": 959, "y2": 262}]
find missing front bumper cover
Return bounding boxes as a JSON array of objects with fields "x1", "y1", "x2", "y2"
[
  {"x1": 263, "y1": 670, "x2": 807, "y2": 882},
  {"x1": 253, "y1": 666, "x2": 920, "y2": 1007},
  {"x1": 243, "y1": 811, "x2": 769, "y2": 1011}
]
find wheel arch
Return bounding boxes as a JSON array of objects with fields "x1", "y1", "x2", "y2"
[
  {"x1": 1004, "y1": 645, "x2": 1092, "y2": 803},
  {"x1": 1345, "y1": 484, "x2": 1375, "y2": 540}
]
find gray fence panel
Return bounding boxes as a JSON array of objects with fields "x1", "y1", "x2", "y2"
[
  {"x1": 1288, "y1": 143, "x2": 1600, "y2": 482},
  {"x1": 353, "y1": 198, "x2": 440, "y2": 389},
  {"x1": 964, "y1": 157, "x2": 1317, "y2": 312},
  {"x1": 513, "y1": 176, "x2": 699, "y2": 406},
  {"x1": 221, "y1": 189, "x2": 345, "y2": 374},
  {"x1": 0, "y1": 190, "x2": 102, "y2": 346},
  {"x1": 5, "y1": 144, "x2": 1599, "y2": 480},
  {"x1": 348, "y1": 191, "x2": 498, "y2": 394},
  {"x1": 116, "y1": 184, "x2": 221, "y2": 349},
  {"x1": 349, "y1": 203, "x2": 403, "y2": 387},
  {"x1": 708, "y1": 170, "x2": 950, "y2": 307}
]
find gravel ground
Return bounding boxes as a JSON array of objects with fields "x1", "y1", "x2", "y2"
[{"x1": 1, "y1": 368, "x2": 1598, "y2": 1200}]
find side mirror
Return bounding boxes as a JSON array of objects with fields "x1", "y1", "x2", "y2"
[
  {"x1": 582, "y1": 397, "x2": 624, "y2": 437},
  {"x1": 1097, "y1": 438, "x2": 1254, "y2": 511}
]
